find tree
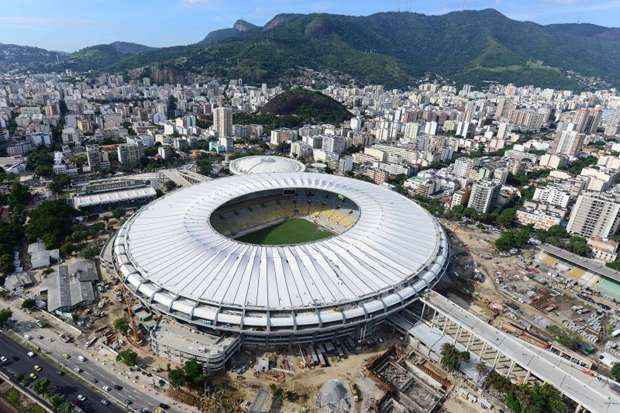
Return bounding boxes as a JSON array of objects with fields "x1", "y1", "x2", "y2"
[
  {"x1": 26, "y1": 200, "x2": 78, "y2": 249},
  {"x1": 612, "y1": 363, "x2": 620, "y2": 382},
  {"x1": 48, "y1": 393, "x2": 66, "y2": 409},
  {"x1": 496, "y1": 208, "x2": 516, "y2": 227},
  {"x1": 440, "y1": 343, "x2": 469, "y2": 371},
  {"x1": 183, "y1": 359, "x2": 208, "y2": 389},
  {"x1": 112, "y1": 208, "x2": 124, "y2": 219},
  {"x1": 169, "y1": 368, "x2": 186, "y2": 388},
  {"x1": 0, "y1": 308, "x2": 13, "y2": 327},
  {"x1": 8, "y1": 182, "x2": 30, "y2": 207},
  {"x1": 568, "y1": 235, "x2": 590, "y2": 257},
  {"x1": 114, "y1": 318, "x2": 130, "y2": 335},
  {"x1": 0, "y1": 254, "x2": 15, "y2": 275},
  {"x1": 196, "y1": 157, "x2": 213, "y2": 176},
  {"x1": 116, "y1": 349, "x2": 138, "y2": 366},
  {"x1": 21, "y1": 298, "x2": 36, "y2": 310},
  {"x1": 49, "y1": 174, "x2": 71, "y2": 194},
  {"x1": 33, "y1": 377, "x2": 50, "y2": 395},
  {"x1": 79, "y1": 245, "x2": 99, "y2": 259},
  {"x1": 164, "y1": 180, "x2": 178, "y2": 192}
]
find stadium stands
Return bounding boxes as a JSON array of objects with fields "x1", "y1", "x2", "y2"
[{"x1": 210, "y1": 189, "x2": 360, "y2": 238}]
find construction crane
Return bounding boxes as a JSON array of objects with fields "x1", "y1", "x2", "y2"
[{"x1": 120, "y1": 286, "x2": 140, "y2": 344}]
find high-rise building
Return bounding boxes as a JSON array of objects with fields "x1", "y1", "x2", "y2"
[
  {"x1": 117, "y1": 142, "x2": 144, "y2": 169},
  {"x1": 453, "y1": 157, "x2": 476, "y2": 179},
  {"x1": 533, "y1": 187, "x2": 571, "y2": 209},
  {"x1": 86, "y1": 145, "x2": 110, "y2": 171},
  {"x1": 573, "y1": 107, "x2": 603, "y2": 134},
  {"x1": 467, "y1": 181, "x2": 499, "y2": 214},
  {"x1": 322, "y1": 135, "x2": 346, "y2": 154},
  {"x1": 553, "y1": 128, "x2": 584, "y2": 157},
  {"x1": 566, "y1": 192, "x2": 620, "y2": 239},
  {"x1": 213, "y1": 106, "x2": 233, "y2": 138}
]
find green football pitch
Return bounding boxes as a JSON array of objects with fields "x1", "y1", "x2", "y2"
[{"x1": 236, "y1": 218, "x2": 333, "y2": 245}]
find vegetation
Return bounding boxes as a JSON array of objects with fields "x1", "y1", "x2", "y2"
[
  {"x1": 612, "y1": 363, "x2": 620, "y2": 382},
  {"x1": 49, "y1": 174, "x2": 72, "y2": 194},
  {"x1": 168, "y1": 359, "x2": 209, "y2": 390},
  {"x1": 547, "y1": 325, "x2": 586, "y2": 352},
  {"x1": 606, "y1": 260, "x2": 620, "y2": 272},
  {"x1": 26, "y1": 200, "x2": 79, "y2": 250},
  {"x1": 236, "y1": 218, "x2": 333, "y2": 245},
  {"x1": 26, "y1": 147, "x2": 54, "y2": 177},
  {"x1": 113, "y1": 318, "x2": 130, "y2": 334},
  {"x1": 261, "y1": 88, "x2": 351, "y2": 125},
  {"x1": 0, "y1": 308, "x2": 12, "y2": 326},
  {"x1": 4, "y1": 10, "x2": 620, "y2": 88},
  {"x1": 494, "y1": 224, "x2": 590, "y2": 257},
  {"x1": 440, "y1": 343, "x2": 470, "y2": 371},
  {"x1": 485, "y1": 369, "x2": 568, "y2": 412},
  {"x1": 559, "y1": 156, "x2": 598, "y2": 176},
  {"x1": 21, "y1": 298, "x2": 36, "y2": 310},
  {"x1": 196, "y1": 156, "x2": 213, "y2": 177},
  {"x1": 116, "y1": 349, "x2": 138, "y2": 366}
]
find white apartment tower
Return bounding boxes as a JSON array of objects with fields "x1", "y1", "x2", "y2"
[
  {"x1": 467, "y1": 181, "x2": 499, "y2": 214},
  {"x1": 553, "y1": 128, "x2": 584, "y2": 157},
  {"x1": 566, "y1": 192, "x2": 620, "y2": 239},
  {"x1": 213, "y1": 106, "x2": 233, "y2": 138}
]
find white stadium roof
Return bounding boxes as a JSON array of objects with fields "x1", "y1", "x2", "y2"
[
  {"x1": 113, "y1": 173, "x2": 448, "y2": 340},
  {"x1": 229, "y1": 155, "x2": 306, "y2": 175}
]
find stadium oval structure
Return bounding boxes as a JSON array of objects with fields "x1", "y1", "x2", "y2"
[
  {"x1": 229, "y1": 155, "x2": 306, "y2": 175},
  {"x1": 113, "y1": 173, "x2": 449, "y2": 344}
]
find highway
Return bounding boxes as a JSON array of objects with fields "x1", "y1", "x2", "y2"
[
  {"x1": 0, "y1": 333, "x2": 123, "y2": 413},
  {"x1": 420, "y1": 290, "x2": 620, "y2": 413}
]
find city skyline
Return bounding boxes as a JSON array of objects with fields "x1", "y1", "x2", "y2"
[{"x1": 1, "y1": 0, "x2": 619, "y2": 52}]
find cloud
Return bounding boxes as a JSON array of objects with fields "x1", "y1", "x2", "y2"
[
  {"x1": 0, "y1": 16, "x2": 96, "y2": 29},
  {"x1": 183, "y1": 0, "x2": 217, "y2": 6}
]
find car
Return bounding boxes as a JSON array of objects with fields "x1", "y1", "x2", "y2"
[
  {"x1": 113, "y1": 384, "x2": 123, "y2": 391},
  {"x1": 27, "y1": 351, "x2": 35, "y2": 358},
  {"x1": 78, "y1": 355, "x2": 86, "y2": 362},
  {"x1": 76, "y1": 394, "x2": 86, "y2": 402},
  {"x1": 74, "y1": 367, "x2": 82, "y2": 373},
  {"x1": 57, "y1": 370, "x2": 65, "y2": 376},
  {"x1": 159, "y1": 403, "x2": 170, "y2": 410},
  {"x1": 33, "y1": 365, "x2": 42, "y2": 372},
  {"x1": 140, "y1": 408, "x2": 149, "y2": 413},
  {"x1": 0, "y1": 356, "x2": 7, "y2": 363},
  {"x1": 126, "y1": 399, "x2": 133, "y2": 405},
  {"x1": 103, "y1": 385, "x2": 111, "y2": 392},
  {"x1": 24, "y1": 334, "x2": 31, "y2": 340},
  {"x1": 101, "y1": 399, "x2": 110, "y2": 406},
  {"x1": 29, "y1": 372, "x2": 37, "y2": 379},
  {"x1": 63, "y1": 353, "x2": 71, "y2": 359}
]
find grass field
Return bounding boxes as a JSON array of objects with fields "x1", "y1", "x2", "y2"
[{"x1": 236, "y1": 218, "x2": 333, "y2": 245}]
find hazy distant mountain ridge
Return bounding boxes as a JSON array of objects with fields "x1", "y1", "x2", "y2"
[{"x1": 0, "y1": 43, "x2": 67, "y2": 71}]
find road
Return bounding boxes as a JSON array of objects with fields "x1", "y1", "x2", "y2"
[
  {"x1": 0, "y1": 333, "x2": 122, "y2": 413},
  {"x1": 0, "y1": 298, "x2": 192, "y2": 413}
]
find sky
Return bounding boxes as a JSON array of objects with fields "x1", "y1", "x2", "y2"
[{"x1": 0, "y1": 0, "x2": 619, "y2": 52}]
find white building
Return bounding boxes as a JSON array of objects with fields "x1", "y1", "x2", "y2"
[{"x1": 566, "y1": 192, "x2": 620, "y2": 239}]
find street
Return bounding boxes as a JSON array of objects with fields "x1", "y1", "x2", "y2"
[
  {"x1": 0, "y1": 298, "x2": 191, "y2": 413},
  {"x1": 0, "y1": 333, "x2": 122, "y2": 413}
]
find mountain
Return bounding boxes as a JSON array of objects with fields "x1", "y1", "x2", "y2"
[
  {"x1": 130, "y1": 9, "x2": 620, "y2": 89},
  {"x1": 0, "y1": 43, "x2": 67, "y2": 71},
  {"x1": 67, "y1": 42, "x2": 155, "y2": 70},
  {"x1": 1, "y1": 10, "x2": 619, "y2": 89},
  {"x1": 262, "y1": 88, "x2": 351, "y2": 124}
]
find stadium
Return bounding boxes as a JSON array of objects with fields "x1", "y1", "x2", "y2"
[
  {"x1": 229, "y1": 155, "x2": 306, "y2": 175},
  {"x1": 112, "y1": 173, "x2": 449, "y2": 345}
]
